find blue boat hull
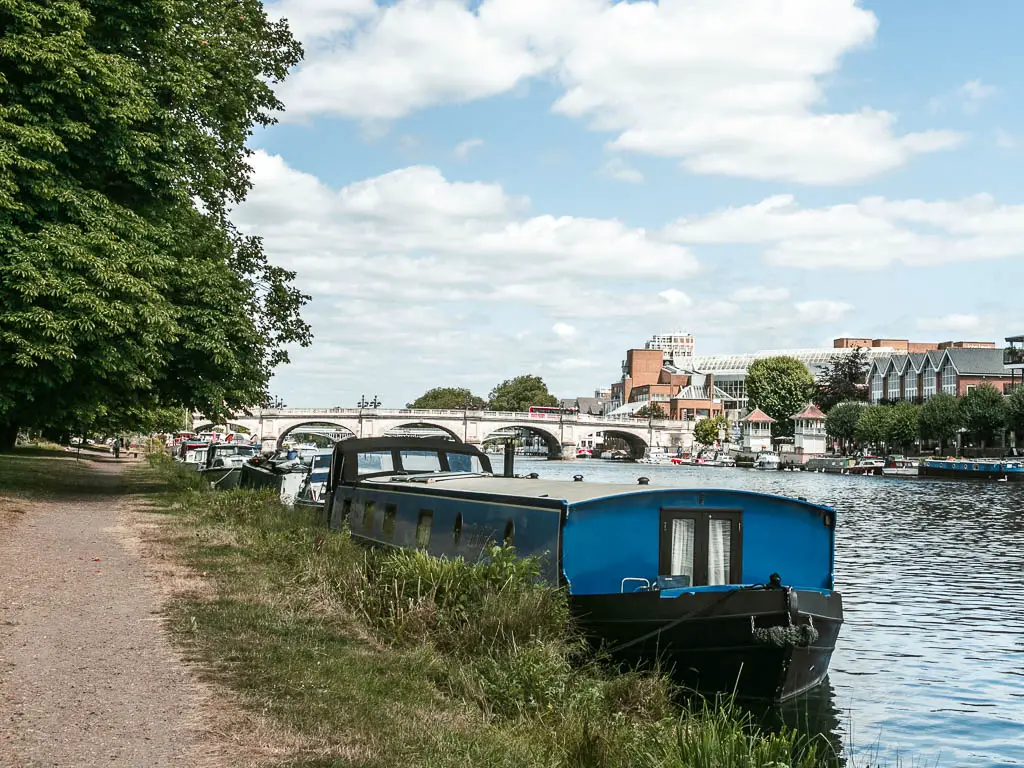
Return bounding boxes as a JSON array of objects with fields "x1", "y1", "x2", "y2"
[
  {"x1": 571, "y1": 588, "x2": 842, "y2": 702},
  {"x1": 920, "y1": 461, "x2": 1024, "y2": 481}
]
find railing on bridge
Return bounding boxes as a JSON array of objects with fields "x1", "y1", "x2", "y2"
[{"x1": 242, "y1": 407, "x2": 688, "y2": 428}]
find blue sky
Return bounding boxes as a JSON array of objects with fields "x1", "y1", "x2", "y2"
[{"x1": 235, "y1": 0, "x2": 1024, "y2": 408}]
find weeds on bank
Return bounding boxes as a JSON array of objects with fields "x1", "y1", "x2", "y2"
[{"x1": 145, "y1": 453, "x2": 836, "y2": 767}]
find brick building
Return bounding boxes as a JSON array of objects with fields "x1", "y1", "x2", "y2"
[
  {"x1": 865, "y1": 348, "x2": 1011, "y2": 404},
  {"x1": 607, "y1": 348, "x2": 732, "y2": 420}
]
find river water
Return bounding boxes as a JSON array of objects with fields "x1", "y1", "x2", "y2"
[{"x1": 514, "y1": 457, "x2": 1024, "y2": 768}]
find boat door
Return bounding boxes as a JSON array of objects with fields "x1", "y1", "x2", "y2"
[{"x1": 658, "y1": 508, "x2": 742, "y2": 588}]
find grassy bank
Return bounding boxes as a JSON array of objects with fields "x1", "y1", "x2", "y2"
[{"x1": 142, "y1": 454, "x2": 838, "y2": 768}]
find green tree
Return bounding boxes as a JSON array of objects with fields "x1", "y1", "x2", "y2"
[
  {"x1": 1006, "y1": 387, "x2": 1024, "y2": 444},
  {"x1": 959, "y1": 384, "x2": 1006, "y2": 448},
  {"x1": 487, "y1": 375, "x2": 559, "y2": 412},
  {"x1": 813, "y1": 347, "x2": 871, "y2": 412},
  {"x1": 854, "y1": 405, "x2": 892, "y2": 451},
  {"x1": 694, "y1": 415, "x2": 729, "y2": 446},
  {"x1": 745, "y1": 357, "x2": 815, "y2": 437},
  {"x1": 0, "y1": 0, "x2": 308, "y2": 450},
  {"x1": 918, "y1": 392, "x2": 963, "y2": 454},
  {"x1": 825, "y1": 401, "x2": 864, "y2": 454},
  {"x1": 408, "y1": 387, "x2": 486, "y2": 410},
  {"x1": 634, "y1": 403, "x2": 667, "y2": 419},
  {"x1": 885, "y1": 402, "x2": 920, "y2": 453}
]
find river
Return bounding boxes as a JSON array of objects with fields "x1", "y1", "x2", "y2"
[{"x1": 514, "y1": 457, "x2": 1024, "y2": 768}]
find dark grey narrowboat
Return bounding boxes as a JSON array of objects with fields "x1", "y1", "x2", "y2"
[{"x1": 324, "y1": 437, "x2": 843, "y2": 702}]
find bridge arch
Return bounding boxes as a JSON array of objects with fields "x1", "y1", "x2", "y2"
[
  {"x1": 481, "y1": 425, "x2": 563, "y2": 459},
  {"x1": 577, "y1": 429, "x2": 649, "y2": 459},
  {"x1": 276, "y1": 420, "x2": 356, "y2": 448},
  {"x1": 382, "y1": 421, "x2": 462, "y2": 442}
]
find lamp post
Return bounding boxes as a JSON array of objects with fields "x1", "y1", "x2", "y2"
[{"x1": 357, "y1": 394, "x2": 381, "y2": 438}]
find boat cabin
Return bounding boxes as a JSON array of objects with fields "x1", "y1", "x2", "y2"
[
  {"x1": 202, "y1": 442, "x2": 259, "y2": 469},
  {"x1": 326, "y1": 437, "x2": 836, "y2": 594}
]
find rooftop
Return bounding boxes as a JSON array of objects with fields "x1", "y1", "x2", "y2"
[
  {"x1": 792, "y1": 404, "x2": 826, "y2": 420},
  {"x1": 741, "y1": 407, "x2": 776, "y2": 424}
]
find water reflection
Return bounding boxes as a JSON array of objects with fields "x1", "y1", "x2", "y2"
[{"x1": 517, "y1": 459, "x2": 1024, "y2": 768}]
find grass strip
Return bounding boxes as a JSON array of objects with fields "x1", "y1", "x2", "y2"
[{"x1": 141, "y1": 453, "x2": 841, "y2": 768}]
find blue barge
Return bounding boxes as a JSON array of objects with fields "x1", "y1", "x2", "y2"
[
  {"x1": 920, "y1": 458, "x2": 1024, "y2": 481},
  {"x1": 324, "y1": 437, "x2": 843, "y2": 702}
]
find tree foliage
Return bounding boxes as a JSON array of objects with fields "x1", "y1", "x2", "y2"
[
  {"x1": 0, "y1": 0, "x2": 309, "y2": 449},
  {"x1": 854, "y1": 405, "x2": 892, "y2": 450},
  {"x1": 408, "y1": 387, "x2": 486, "y2": 410},
  {"x1": 745, "y1": 357, "x2": 815, "y2": 437},
  {"x1": 813, "y1": 347, "x2": 870, "y2": 412},
  {"x1": 634, "y1": 403, "x2": 666, "y2": 419},
  {"x1": 694, "y1": 415, "x2": 728, "y2": 446},
  {"x1": 487, "y1": 375, "x2": 559, "y2": 413},
  {"x1": 958, "y1": 384, "x2": 1005, "y2": 446},
  {"x1": 1006, "y1": 387, "x2": 1024, "y2": 434},
  {"x1": 824, "y1": 401, "x2": 864, "y2": 454},
  {"x1": 885, "y1": 401, "x2": 920, "y2": 452},
  {"x1": 918, "y1": 392, "x2": 963, "y2": 452}
]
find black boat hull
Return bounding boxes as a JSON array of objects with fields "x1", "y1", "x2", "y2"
[{"x1": 571, "y1": 588, "x2": 842, "y2": 702}]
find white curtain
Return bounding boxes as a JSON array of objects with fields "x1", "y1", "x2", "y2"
[
  {"x1": 707, "y1": 518, "x2": 732, "y2": 585},
  {"x1": 670, "y1": 519, "x2": 695, "y2": 585}
]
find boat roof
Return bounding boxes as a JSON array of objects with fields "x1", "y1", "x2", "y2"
[{"x1": 363, "y1": 473, "x2": 831, "y2": 510}]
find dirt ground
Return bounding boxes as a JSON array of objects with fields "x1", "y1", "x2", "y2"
[{"x1": 0, "y1": 456, "x2": 243, "y2": 767}]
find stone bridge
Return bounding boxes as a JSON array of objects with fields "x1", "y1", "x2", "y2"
[{"x1": 197, "y1": 408, "x2": 696, "y2": 459}]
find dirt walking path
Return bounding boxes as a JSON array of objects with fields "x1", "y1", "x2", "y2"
[{"x1": 0, "y1": 457, "x2": 231, "y2": 767}]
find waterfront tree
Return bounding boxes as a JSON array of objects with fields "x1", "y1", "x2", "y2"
[
  {"x1": 885, "y1": 402, "x2": 920, "y2": 454},
  {"x1": 825, "y1": 401, "x2": 864, "y2": 454},
  {"x1": 958, "y1": 384, "x2": 1006, "y2": 449},
  {"x1": 408, "y1": 387, "x2": 486, "y2": 410},
  {"x1": 813, "y1": 347, "x2": 871, "y2": 412},
  {"x1": 745, "y1": 356, "x2": 815, "y2": 437},
  {"x1": 694, "y1": 415, "x2": 729, "y2": 447},
  {"x1": 487, "y1": 375, "x2": 559, "y2": 412},
  {"x1": 635, "y1": 403, "x2": 667, "y2": 419},
  {"x1": 854, "y1": 405, "x2": 892, "y2": 452},
  {"x1": 918, "y1": 393, "x2": 963, "y2": 454},
  {"x1": 1006, "y1": 387, "x2": 1024, "y2": 446},
  {"x1": 0, "y1": 0, "x2": 308, "y2": 451}
]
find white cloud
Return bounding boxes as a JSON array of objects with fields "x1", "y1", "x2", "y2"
[
  {"x1": 658, "y1": 288, "x2": 692, "y2": 307},
  {"x1": 454, "y1": 138, "x2": 485, "y2": 158},
  {"x1": 930, "y1": 79, "x2": 998, "y2": 115},
  {"x1": 917, "y1": 314, "x2": 982, "y2": 333},
  {"x1": 731, "y1": 286, "x2": 790, "y2": 302},
  {"x1": 996, "y1": 129, "x2": 1020, "y2": 149},
  {"x1": 599, "y1": 157, "x2": 644, "y2": 184},
  {"x1": 274, "y1": 0, "x2": 960, "y2": 184},
  {"x1": 552, "y1": 322, "x2": 578, "y2": 339},
  {"x1": 794, "y1": 300, "x2": 853, "y2": 323},
  {"x1": 665, "y1": 192, "x2": 1024, "y2": 270}
]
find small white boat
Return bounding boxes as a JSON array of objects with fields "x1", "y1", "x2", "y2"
[
  {"x1": 881, "y1": 457, "x2": 919, "y2": 477},
  {"x1": 753, "y1": 451, "x2": 781, "y2": 470}
]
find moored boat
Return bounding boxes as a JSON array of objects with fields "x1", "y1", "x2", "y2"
[
  {"x1": 199, "y1": 442, "x2": 259, "y2": 489},
  {"x1": 324, "y1": 437, "x2": 843, "y2": 702},
  {"x1": 847, "y1": 457, "x2": 885, "y2": 476},
  {"x1": 881, "y1": 456, "x2": 919, "y2": 477},
  {"x1": 752, "y1": 451, "x2": 781, "y2": 470},
  {"x1": 920, "y1": 458, "x2": 1024, "y2": 482}
]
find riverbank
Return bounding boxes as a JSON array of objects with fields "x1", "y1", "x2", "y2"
[{"x1": 139, "y1": 453, "x2": 843, "y2": 767}]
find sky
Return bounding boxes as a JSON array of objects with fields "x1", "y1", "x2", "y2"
[{"x1": 234, "y1": 0, "x2": 1024, "y2": 408}]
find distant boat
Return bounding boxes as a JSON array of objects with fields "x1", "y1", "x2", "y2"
[
  {"x1": 847, "y1": 457, "x2": 885, "y2": 476},
  {"x1": 881, "y1": 456, "x2": 919, "y2": 477},
  {"x1": 920, "y1": 458, "x2": 1024, "y2": 482},
  {"x1": 199, "y1": 442, "x2": 259, "y2": 489},
  {"x1": 324, "y1": 436, "x2": 843, "y2": 702},
  {"x1": 753, "y1": 451, "x2": 781, "y2": 470}
]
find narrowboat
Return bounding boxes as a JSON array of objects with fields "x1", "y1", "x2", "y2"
[
  {"x1": 920, "y1": 458, "x2": 1024, "y2": 481},
  {"x1": 199, "y1": 442, "x2": 259, "y2": 489},
  {"x1": 325, "y1": 437, "x2": 843, "y2": 702}
]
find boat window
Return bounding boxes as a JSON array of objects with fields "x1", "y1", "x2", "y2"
[
  {"x1": 383, "y1": 504, "x2": 397, "y2": 538},
  {"x1": 707, "y1": 518, "x2": 732, "y2": 586},
  {"x1": 453, "y1": 512, "x2": 463, "y2": 545},
  {"x1": 447, "y1": 453, "x2": 485, "y2": 473},
  {"x1": 357, "y1": 451, "x2": 394, "y2": 475},
  {"x1": 416, "y1": 510, "x2": 433, "y2": 548},
  {"x1": 669, "y1": 518, "x2": 695, "y2": 586},
  {"x1": 312, "y1": 454, "x2": 332, "y2": 470},
  {"x1": 362, "y1": 501, "x2": 375, "y2": 532},
  {"x1": 400, "y1": 450, "x2": 443, "y2": 473},
  {"x1": 503, "y1": 519, "x2": 515, "y2": 546}
]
